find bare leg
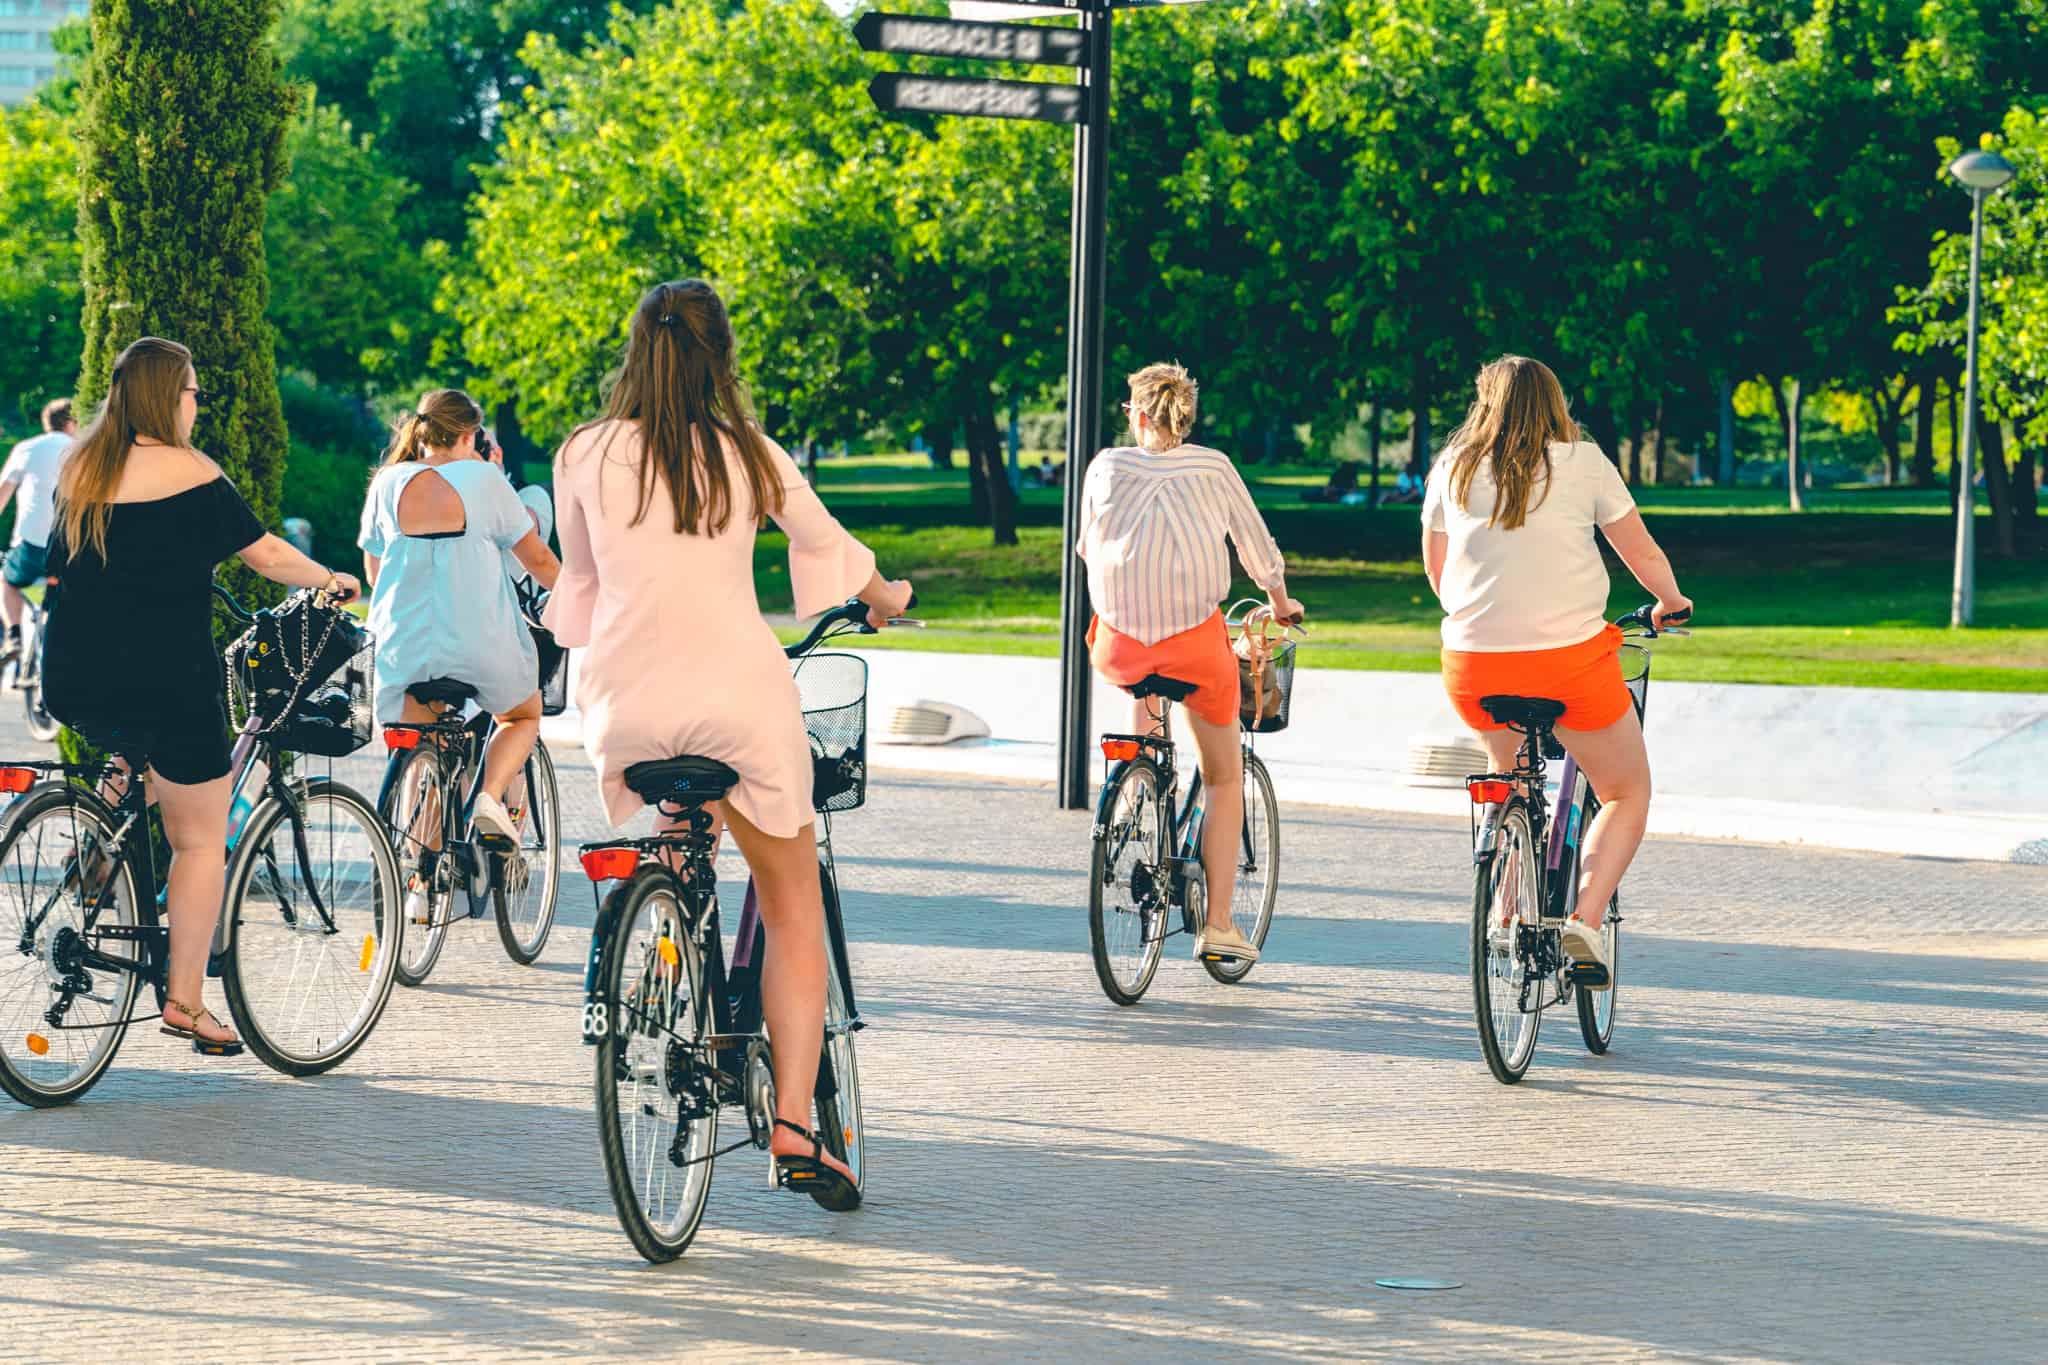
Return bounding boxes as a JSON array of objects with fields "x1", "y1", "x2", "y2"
[
  {"x1": 1182, "y1": 708, "x2": 1244, "y2": 932},
  {"x1": 397, "y1": 696, "x2": 446, "y2": 855},
  {"x1": 153, "y1": 767, "x2": 237, "y2": 1045},
  {"x1": 1554, "y1": 707, "x2": 1652, "y2": 931},
  {"x1": 1, "y1": 580, "x2": 22, "y2": 634},
  {"x1": 721, "y1": 801, "x2": 853, "y2": 1184},
  {"x1": 481, "y1": 692, "x2": 542, "y2": 803}
]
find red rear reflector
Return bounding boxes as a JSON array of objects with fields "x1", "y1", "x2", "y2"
[
  {"x1": 1101, "y1": 740, "x2": 1140, "y2": 761},
  {"x1": 0, "y1": 767, "x2": 37, "y2": 794},
  {"x1": 1468, "y1": 780, "x2": 1514, "y2": 805},
  {"x1": 580, "y1": 847, "x2": 641, "y2": 881},
  {"x1": 383, "y1": 727, "x2": 421, "y2": 750}
]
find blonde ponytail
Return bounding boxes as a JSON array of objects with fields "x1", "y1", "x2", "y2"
[{"x1": 381, "y1": 390, "x2": 484, "y2": 468}]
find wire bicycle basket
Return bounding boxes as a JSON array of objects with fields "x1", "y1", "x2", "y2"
[
  {"x1": 794, "y1": 652, "x2": 867, "y2": 813},
  {"x1": 1620, "y1": 642, "x2": 1651, "y2": 721}
]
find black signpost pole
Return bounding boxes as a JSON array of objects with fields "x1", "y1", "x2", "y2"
[{"x1": 1056, "y1": 0, "x2": 1111, "y2": 811}]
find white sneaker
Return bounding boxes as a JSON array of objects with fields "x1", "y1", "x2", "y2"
[
  {"x1": 471, "y1": 792, "x2": 519, "y2": 846},
  {"x1": 1559, "y1": 914, "x2": 1612, "y2": 989},
  {"x1": 1193, "y1": 923, "x2": 1260, "y2": 964}
]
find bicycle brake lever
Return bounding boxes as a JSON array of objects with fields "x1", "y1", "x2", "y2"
[{"x1": 884, "y1": 616, "x2": 926, "y2": 628}]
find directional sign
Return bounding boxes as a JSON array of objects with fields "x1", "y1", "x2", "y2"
[
  {"x1": 867, "y1": 72, "x2": 1086, "y2": 124},
  {"x1": 858, "y1": 12, "x2": 1087, "y2": 66}
]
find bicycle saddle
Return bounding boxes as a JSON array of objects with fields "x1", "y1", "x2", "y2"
[
  {"x1": 408, "y1": 678, "x2": 480, "y2": 708},
  {"x1": 624, "y1": 755, "x2": 740, "y2": 808},
  {"x1": 1124, "y1": 674, "x2": 1199, "y2": 703},
  {"x1": 1479, "y1": 695, "x2": 1569, "y2": 730}
]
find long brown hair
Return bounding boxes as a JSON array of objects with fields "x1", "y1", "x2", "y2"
[
  {"x1": 57, "y1": 336, "x2": 193, "y2": 562},
  {"x1": 1442, "y1": 355, "x2": 1581, "y2": 530},
  {"x1": 383, "y1": 389, "x2": 484, "y2": 468},
  {"x1": 584, "y1": 279, "x2": 782, "y2": 536}
]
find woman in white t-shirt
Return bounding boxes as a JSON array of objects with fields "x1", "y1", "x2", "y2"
[{"x1": 1422, "y1": 356, "x2": 1691, "y2": 983}]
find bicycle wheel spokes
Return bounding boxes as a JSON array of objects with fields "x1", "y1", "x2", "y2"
[
  {"x1": 1088, "y1": 759, "x2": 1167, "y2": 1006},
  {"x1": 223, "y1": 782, "x2": 402, "y2": 1075},
  {"x1": 383, "y1": 750, "x2": 449, "y2": 986},
  {"x1": 493, "y1": 743, "x2": 559, "y2": 965},
  {"x1": 0, "y1": 793, "x2": 141, "y2": 1107},
  {"x1": 1206, "y1": 751, "x2": 1279, "y2": 986},
  {"x1": 1472, "y1": 801, "x2": 1543, "y2": 1084},
  {"x1": 597, "y1": 880, "x2": 716, "y2": 1262},
  {"x1": 812, "y1": 868, "x2": 863, "y2": 1206}
]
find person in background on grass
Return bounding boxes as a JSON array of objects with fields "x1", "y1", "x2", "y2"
[
  {"x1": 1077, "y1": 361, "x2": 1306, "y2": 965},
  {"x1": 0, "y1": 398, "x2": 79, "y2": 662},
  {"x1": 1422, "y1": 355, "x2": 1692, "y2": 984}
]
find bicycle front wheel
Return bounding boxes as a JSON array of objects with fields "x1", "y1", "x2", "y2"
[
  {"x1": 1088, "y1": 757, "x2": 1168, "y2": 1006},
  {"x1": 0, "y1": 785, "x2": 144, "y2": 1107},
  {"x1": 595, "y1": 873, "x2": 718, "y2": 1263},
  {"x1": 1577, "y1": 889, "x2": 1621, "y2": 1053},
  {"x1": 1204, "y1": 749, "x2": 1279, "y2": 985},
  {"x1": 379, "y1": 747, "x2": 449, "y2": 987},
  {"x1": 810, "y1": 863, "x2": 864, "y2": 1209},
  {"x1": 493, "y1": 739, "x2": 560, "y2": 965},
  {"x1": 1472, "y1": 799, "x2": 1543, "y2": 1084},
  {"x1": 22, "y1": 676, "x2": 58, "y2": 742},
  {"x1": 220, "y1": 779, "x2": 403, "y2": 1076}
]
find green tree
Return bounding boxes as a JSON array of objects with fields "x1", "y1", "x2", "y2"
[
  {"x1": 0, "y1": 102, "x2": 83, "y2": 432},
  {"x1": 76, "y1": 0, "x2": 298, "y2": 533}
]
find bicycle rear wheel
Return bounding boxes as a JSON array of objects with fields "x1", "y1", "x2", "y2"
[
  {"x1": 0, "y1": 786, "x2": 144, "y2": 1107},
  {"x1": 220, "y1": 779, "x2": 403, "y2": 1076},
  {"x1": 1204, "y1": 749, "x2": 1279, "y2": 985},
  {"x1": 810, "y1": 863, "x2": 864, "y2": 1209},
  {"x1": 22, "y1": 663, "x2": 58, "y2": 742},
  {"x1": 379, "y1": 747, "x2": 449, "y2": 987},
  {"x1": 493, "y1": 739, "x2": 560, "y2": 965},
  {"x1": 1472, "y1": 799, "x2": 1543, "y2": 1084},
  {"x1": 1088, "y1": 756, "x2": 1168, "y2": 1006},
  {"x1": 595, "y1": 873, "x2": 718, "y2": 1263}
]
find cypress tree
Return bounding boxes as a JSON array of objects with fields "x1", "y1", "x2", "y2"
[{"x1": 75, "y1": 0, "x2": 296, "y2": 530}]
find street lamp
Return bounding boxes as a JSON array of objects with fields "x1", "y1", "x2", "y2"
[{"x1": 1946, "y1": 147, "x2": 2016, "y2": 628}]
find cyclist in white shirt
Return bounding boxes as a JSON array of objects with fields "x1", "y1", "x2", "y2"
[{"x1": 0, "y1": 399, "x2": 79, "y2": 662}]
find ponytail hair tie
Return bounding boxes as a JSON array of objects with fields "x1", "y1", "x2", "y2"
[{"x1": 656, "y1": 314, "x2": 680, "y2": 328}]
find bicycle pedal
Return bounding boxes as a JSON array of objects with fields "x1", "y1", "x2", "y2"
[{"x1": 1568, "y1": 963, "x2": 1610, "y2": 988}]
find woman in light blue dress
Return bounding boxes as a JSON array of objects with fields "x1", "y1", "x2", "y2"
[{"x1": 359, "y1": 390, "x2": 560, "y2": 840}]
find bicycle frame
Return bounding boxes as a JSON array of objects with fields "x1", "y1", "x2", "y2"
[
  {"x1": 1097, "y1": 715, "x2": 1262, "y2": 944},
  {"x1": 375, "y1": 708, "x2": 497, "y2": 924}
]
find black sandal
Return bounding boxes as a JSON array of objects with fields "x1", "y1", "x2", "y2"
[
  {"x1": 161, "y1": 998, "x2": 245, "y2": 1058},
  {"x1": 772, "y1": 1118, "x2": 862, "y2": 1211}
]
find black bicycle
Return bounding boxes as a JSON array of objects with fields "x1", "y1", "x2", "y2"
[
  {"x1": 1087, "y1": 601, "x2": 1299, "y2": 1005},
  {"x1": 0, "y1": 585, "x2": 404, "y2": 1106},
  {"x1": 579, "y1": 596, "x2": 912, "y2": 1263},
  {"x1": 375, "y1": 681, "x2": 562, "y2": 986},
  {"x1": 1, "y1": 587, "x2": 60, "y2": 742},
  {"x1": 1466, "y1": 603, "x2": 1689, "y2": 1084}
]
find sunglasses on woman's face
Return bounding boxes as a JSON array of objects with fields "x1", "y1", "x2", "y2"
[{"x1": 184, "y1": 385, "x2": 209, "y2": 405}]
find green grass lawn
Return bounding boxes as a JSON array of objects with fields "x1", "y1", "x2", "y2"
[{"x1": 758, "y1": 454, "x2": 2047, "y2": 692}]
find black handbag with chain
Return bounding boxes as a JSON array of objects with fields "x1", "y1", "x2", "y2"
[{"x1": 224, "y1": 589, "x2": 374, "y2": 756}]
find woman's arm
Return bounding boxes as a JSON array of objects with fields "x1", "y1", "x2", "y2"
[
  {"x1": 510, "y1": 528, "x2": 561, "y2": 589},
  {"x1": 1424, "y1": 529, "x2": 1448, "y2": 597},
  {"x1": 539, "y1": 448, "x2": 597, "y2": 647},
  {"x1": 1599, "y1": 511, "x2": 1691, "y2": 624},
  {"x1": 236, "y1": 533, "x2": 361, "y2": 601},
  {"x1": 1219, "y1": 463, "x2": 1301, "y2": 620},
  {"x1": 362, "y1": 553, "x2": 380, "y2": 588}
]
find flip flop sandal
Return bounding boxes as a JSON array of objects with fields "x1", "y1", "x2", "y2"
[
  {"x1": 772, "y1": 1118, "x2": 862, "y2": 1212},
  {"x1": 161, "y1": 998, "x2": 245, "y2": 1058}
]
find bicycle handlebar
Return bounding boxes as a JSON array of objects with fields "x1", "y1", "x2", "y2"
[
  {"x1": 784, "y1": 593, "x2": 923, "y2": 660},
  {"x1": 211, "y1": 582, "x2": 256, "y2": 625},
  {"x1": 1616, "y1": 603, "x2": 1693, "y2": 638}
]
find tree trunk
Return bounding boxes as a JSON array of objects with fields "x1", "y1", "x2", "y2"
[
  {"x1": 964, "y1": 405, "x2": 1017, "y2": 546},
  {"x1": 2015, "y1": 437, "x2": 2038, "y2": 553},
  {"x1": 1912, "y1": 374, "x2": 1937, "y2": 487},
  {"x1": 1717, "y1": 375, "x2": 1736, "y2": 485},
  {"x1": 1651, "y1": 396, "x2": 1667, "y2": 486},
  {"x1": 1771, "y1": 377, "x2": 1805, "y2": 511},
  {"x1": 1871, "y1": 383, "x2": 1903, "y2": 488},
  {"x1": 1409, "y1": 401, "x2": 1431, "y2": 474},
  {"x1": 925, "y1": 426, "x2": 954, "y2": 471},
  {"x1": 1979, "y1": 419, "x2": 2015, "y2": 559}
]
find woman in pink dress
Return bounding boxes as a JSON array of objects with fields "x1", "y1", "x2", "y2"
[{"x1": 545, "y1": 279, "x2": 911, "y2": 1196}]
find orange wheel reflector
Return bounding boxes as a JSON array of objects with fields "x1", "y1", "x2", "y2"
[
  {"x1": 1467, "y1": 780, "x2": 1515, "y2": 805},
  {"x1": 382, "y1": 727, "x2": 421, "y2": 751},
  {"x1": 1101, "y1": 739, "x2": 1140, "y2": 762},
  {"x1": 657, "y1": 937, "x2": 679, "y2": 968},
  {"x1": 359, "y1": 934, "x2": 376, "y2": 972},
  {"x1": 25, "y1": 1033, "x2": 49, "y2": 1056},
  {"x1": 0, "y1": 767, "x2": 38, "y2": 794},
  {"x1": 579, "y1": 847, "x2": 641, "y2": 882}
]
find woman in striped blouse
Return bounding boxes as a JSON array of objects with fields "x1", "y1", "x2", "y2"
[{"x1": 1078, "y1": 362, "x2": 1304, "y2": 964}]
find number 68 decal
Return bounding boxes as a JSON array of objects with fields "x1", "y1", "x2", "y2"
[{"x1": 582, "y1": 1001, "x2": 609, "y2": 1038}]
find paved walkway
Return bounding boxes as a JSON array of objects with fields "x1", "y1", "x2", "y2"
[{"x1": 0, "y1": 715, "x2": 2043, "y2": 1361}]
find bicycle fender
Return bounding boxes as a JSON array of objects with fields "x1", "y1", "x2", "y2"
[
  {"x1": 1089, "y1": 756, "x2": 1154, "y2": 839},
  {"x1": 1471, "y1": 800, "x2": 1507, "y2": 865},
  {"x1": 581, "y1": 879, "x2": 626, "y2": 1044}
]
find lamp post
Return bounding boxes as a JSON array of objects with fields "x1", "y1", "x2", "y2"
[{"x1": 1946, "y1": 147, "x2": 2016, "y2": 628}]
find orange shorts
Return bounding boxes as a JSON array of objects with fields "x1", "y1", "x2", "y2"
[
  {"x1": 1088, "y1": 611, "x2": 1238, "y2": 729},
  {"x1": 1442, "y1": 624, "x2": 1631, "y2": 733}
]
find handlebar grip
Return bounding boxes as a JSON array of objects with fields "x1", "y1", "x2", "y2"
[
  {"x1": 903, "y1": 591, "x2": 918, "y2": 612},
  {"x1": 1660, "y1": 607, "x2": 1692, "y2": 624}
]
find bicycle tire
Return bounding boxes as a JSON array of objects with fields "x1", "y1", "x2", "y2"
[
  {"x1": 379, "y1": 746, "x2": 450, "y2": 988},
  {"x1": 1472, "y1": 798, "x2": 1543, "y2": 1084},
  {"x1": 595, "y1": 871, "x2": 718, "y2": 1263},
  {"x1": 0, "y1": 784, "x2": 145, "y2": 1108},
  {"x1": 23, "y1": 677, "x2": 58, "y2": 743},
  {"x1": 493, "y1": 739, "x2": 560, "y2": 965},
  {"x1": 219, "y1": 779, "x2": 403, "y2": 1076},
  {"x1": 809, "y1": 862, "x2": 864, "y2": 1209},
  {"x1": 1204, "y1": 750, "x2": 1279, "y2": 986},
  {"x1": 1576, "y1": 889, "x2": 1621, "y2": 1054},
  {"x1": 1088, "y1": 756, "x2": 1168, "y2": 1006}
]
